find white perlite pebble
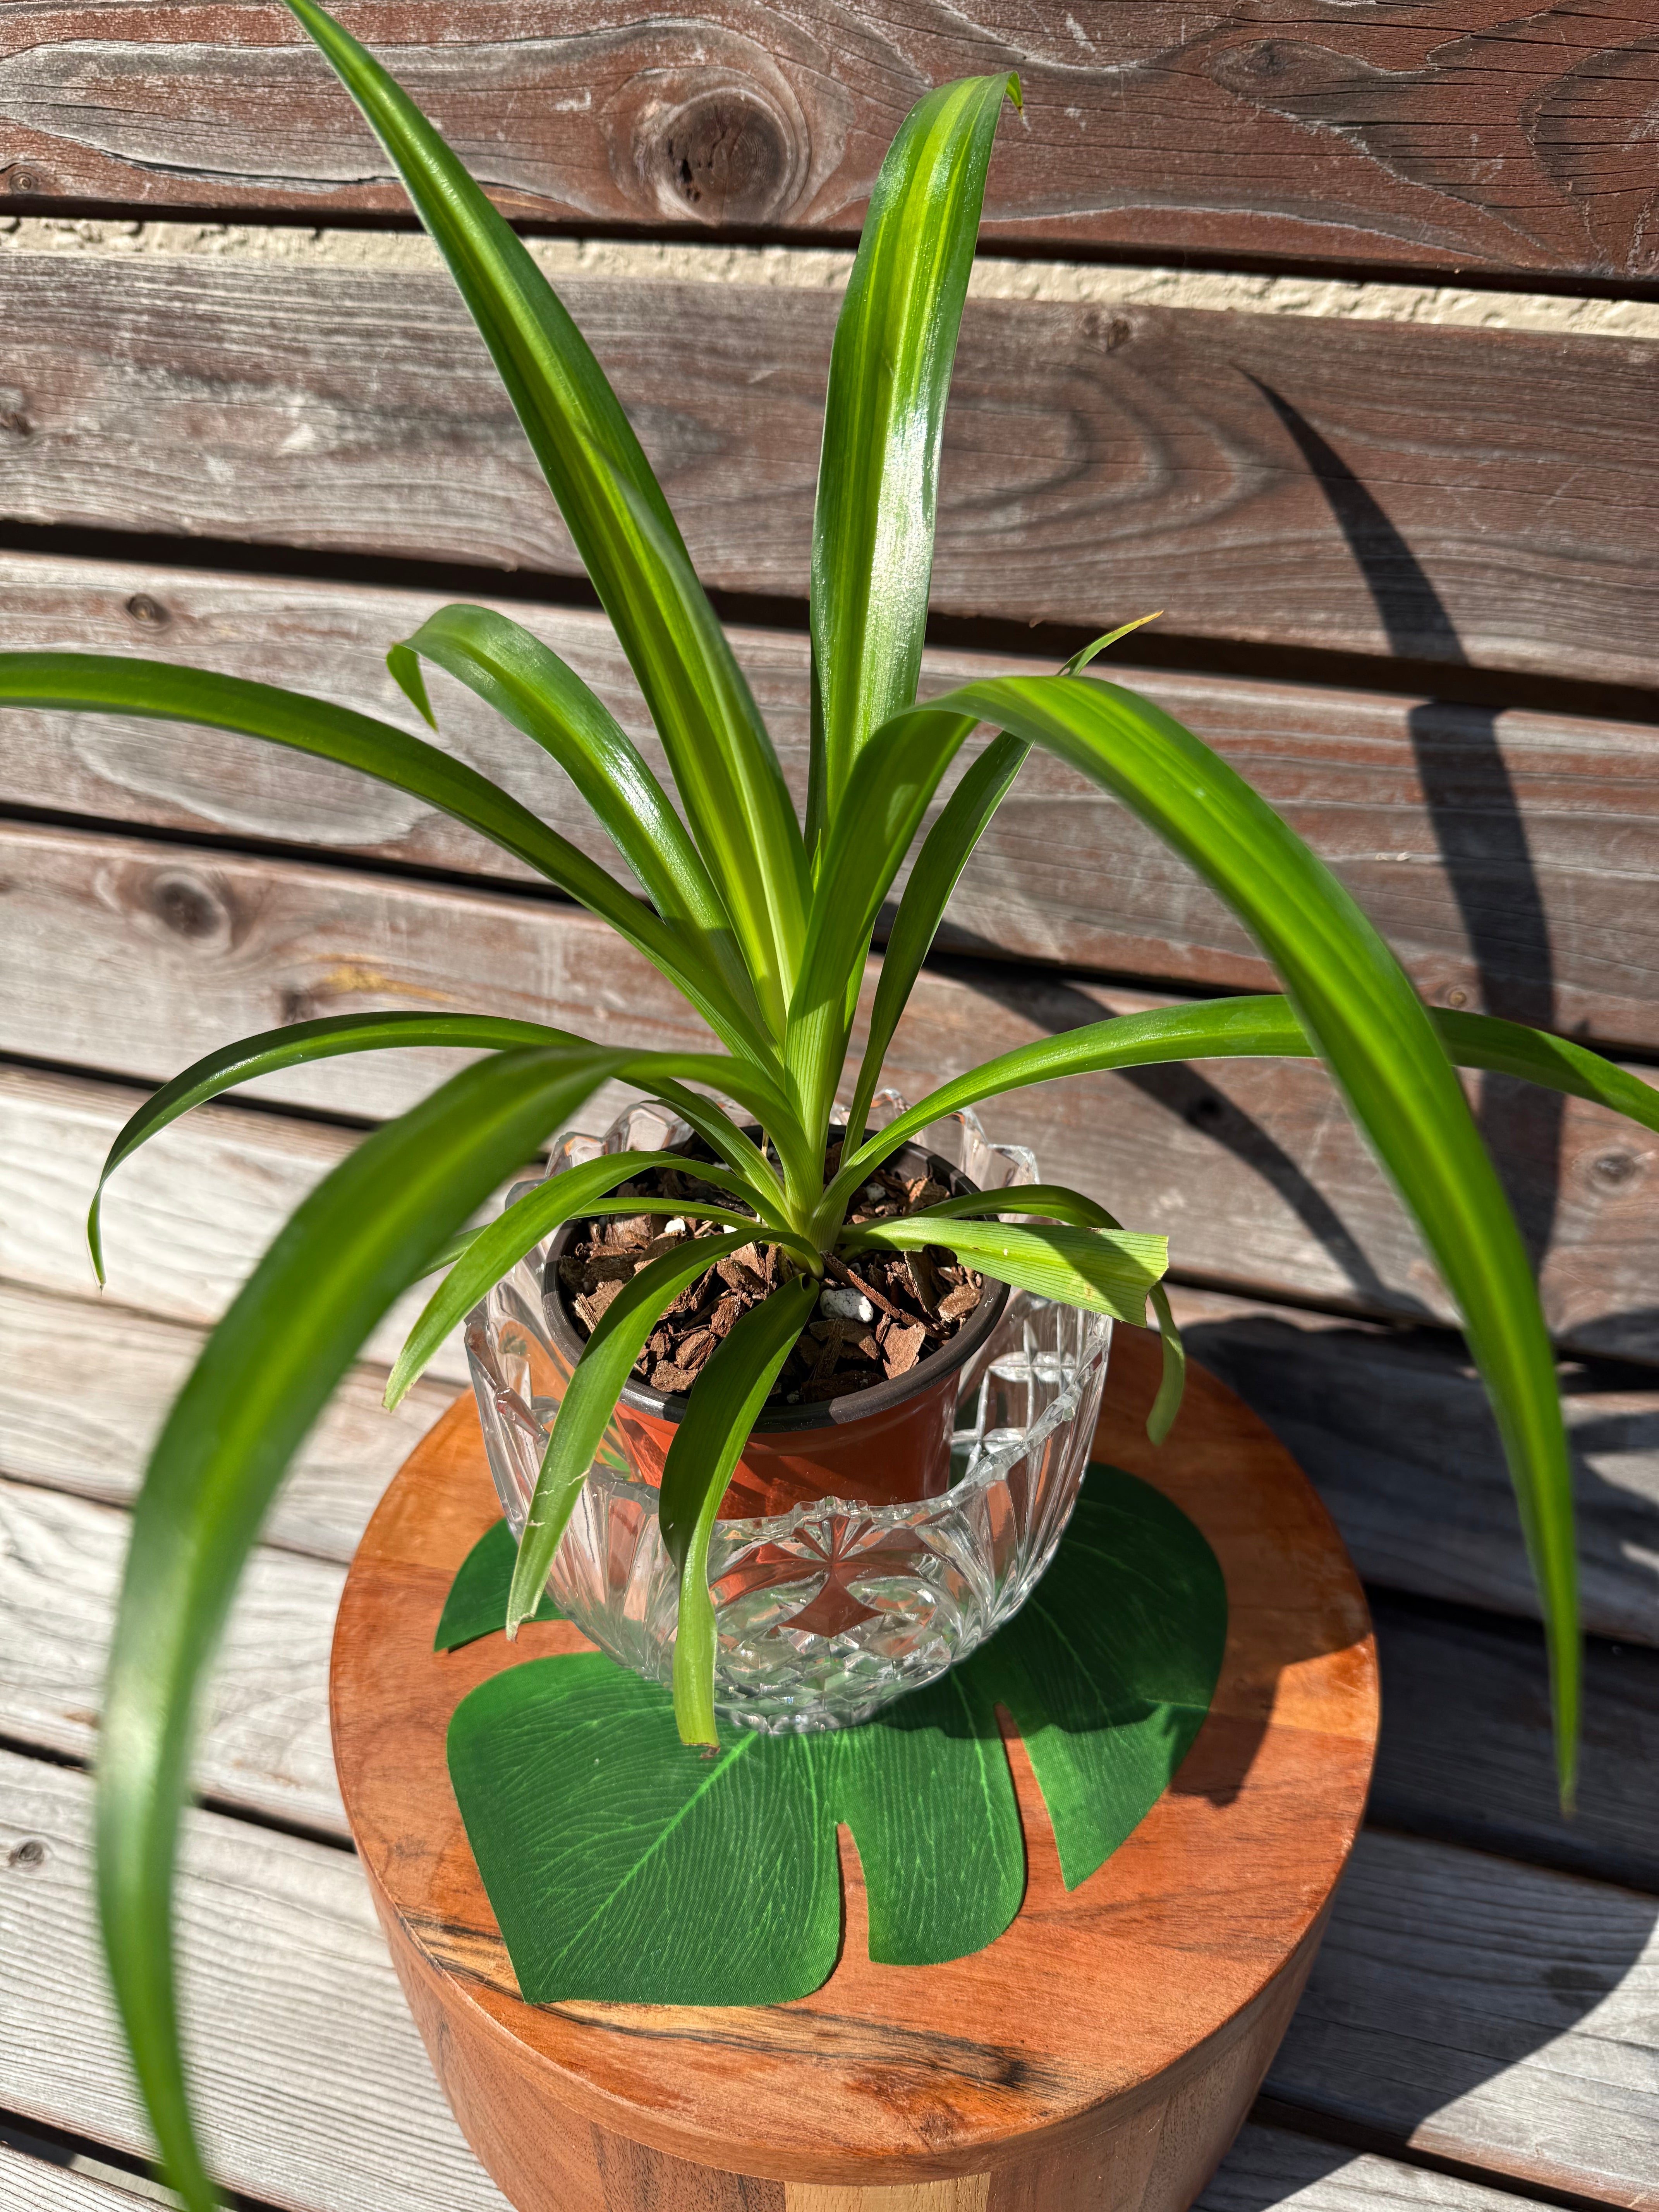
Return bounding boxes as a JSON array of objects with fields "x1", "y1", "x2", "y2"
[
  {"x1": 821, "y1": 1286, "x2": 875, "y2": 1323},
  {"x1": 662, "y1": 1217, "x2": 687, "y2": 1235}
]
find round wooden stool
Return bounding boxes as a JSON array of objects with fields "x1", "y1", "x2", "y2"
[{"x1": 331, "y1": 1330, "x2": 1378, "y2": 2212}]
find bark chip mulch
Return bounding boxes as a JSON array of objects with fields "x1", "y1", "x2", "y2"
[{"x1": 555, "y1": 1149, "x2": 985, "y2": 1407}]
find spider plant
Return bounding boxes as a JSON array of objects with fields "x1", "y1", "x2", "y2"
[{"x1": 4, "y1": 1, "x2": 1657, "y2": 2199}]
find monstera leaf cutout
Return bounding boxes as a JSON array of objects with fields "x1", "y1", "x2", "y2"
[
  {"x1": 445, "y1": 1465, "x2": 1226, "y2": 2004},
  {"x1": 434, "y1": 1518, "x2": 562, "y2": 1651}
]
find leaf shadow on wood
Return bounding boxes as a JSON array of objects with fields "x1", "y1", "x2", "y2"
[
  {"x1": 936, "y1": 959, "x2": 1424, "y2": 1318},
  {"x1": 1247, "y1": 373, "x2": 1563, "y2": 1272},
  {"x1": 1178, "y1": 1306, "x2": 1659, "y2": 1645}
]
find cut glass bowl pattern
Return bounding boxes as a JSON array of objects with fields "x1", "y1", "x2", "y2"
[{"x1": 466, "y1": 1097, "x2": 1112, "y2": 1731}]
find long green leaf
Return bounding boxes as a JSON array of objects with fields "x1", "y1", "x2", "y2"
[
  {"x1": 389, "y1": 603, "x2": 760, "y2": 1020},
  {"x1": 845, "y1": 1216, "x2": 1167, "y2": 1324},
  {"x1": 81, "y1": 1011, "x2": 805, "y2": 1285},
  {"x1": 387, "y1": 1160, "x2": 814, "y2": 1408},
  {"x1": 788, "y1": 704, "x2": 980, "y2": 1142},
  {"x1": 823, "y1": 997, "x2": 1659, "y2": 1227},
  {"x1": 84, "y1": 1011, "x2": 586, "y2": 1281},
  {"x1": 659, "y1": 1276, "x2": 819, "y2": 1745},
  {"x1": 807, "y1": 70, "x2": 1019, "y2": 859},
  {"x1": 902, "y1": 1183, "x2": 1187, "y2": 1443},
  {"x1": 858, "y1": 670, "x2": 1585, "y2": 1794},
  {"x1": 845, "y1": 731, "x2": 1029, "y2": 1144},
  {"x1": 283, "y1": 0, "x2": 807, "y2": 1027},
  {"x1": 0, "y1": 651, "x2": 771, "y2": 1066},
  {"x1": 98, "y1": 1043, "x2": 628, "y2": 2212},
  {"x1": 504, "y1": 1232, "x2": 759, "y2": 1636}
]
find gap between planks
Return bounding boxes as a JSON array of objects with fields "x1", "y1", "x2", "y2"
[
  {"x1": 4, "y1": 253, "x2": 1654, "y2": 685},
  {"x1": 3, "y1": 1722, "x2": 1657, "y2": 2209},
  {"x1": 5, "y1": 220, "x2": 1656, "y2": 345},
  {"x1": 5, "y1": 551, "x2": 1658, "y2": 1054}
]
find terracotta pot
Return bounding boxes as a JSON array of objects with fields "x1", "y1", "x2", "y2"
[{"x1": 541, "y1": 1138, "x2": 1010, "y2": 1518}]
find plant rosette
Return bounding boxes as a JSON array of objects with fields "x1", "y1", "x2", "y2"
[
  {"x1": 15, "y1": 0, "x2": 1658, "y2": 2200},
  {"x1": 467, "y1": 1097, "x2": 1109, "y2": 1733}
]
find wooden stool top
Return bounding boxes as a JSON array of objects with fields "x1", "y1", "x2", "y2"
[{"x1": 330, "y1": 1329, "x2": 1377, "y2": 2185}]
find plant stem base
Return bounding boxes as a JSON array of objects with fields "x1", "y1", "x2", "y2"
[{"x1": 330, "y1": 1330, "x2": 1378, "y2": 2212}]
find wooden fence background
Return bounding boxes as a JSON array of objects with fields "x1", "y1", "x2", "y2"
[{"x1": 2, "y1": 5, "x2": 1657, "y2": 2209}]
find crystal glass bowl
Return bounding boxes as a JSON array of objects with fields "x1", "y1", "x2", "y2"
[{"x1": 466, "y1": 1099, "x2": 1112, "y2": 1731}]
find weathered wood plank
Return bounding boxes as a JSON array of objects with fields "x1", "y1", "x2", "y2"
[
  {"x1": 3, "y1": 254, "x2": 1656, "y2": 685},
  {"x1": 0, "y1": 1061, "x2": 489, "y2": 1378},
  {"x1": 1368, "y1": 1592, "x2": 1659, "y2": 1894},
  {"x1": 5, "y1": 551, "x2": 1657, "y2": 1053},
  {"x1": 1168, "y1": 1287, "x2": 1659, "y2": 1646},
  {"x1": 6, "y1": 1731, "x2": 1653, "y2": 2212},
  {"x1": 1199, "y1": 2123, "x2": 1542, "y2": 2212},
  {"x1": 7, "y1": 1254, "x2": 1657, "y2": 1657},
  {"x1": 0, "y1": 1748, "x2": 510, "y2": 2212},
  {"x1": 0, "y1": 1476, "x2": 346, "y2": 1834},
  {"x1": 0, "y1": 1281, "x2": 448, "y2": 1561},
  {"x1": 9, "y1": 1358, "x2": 1655, "y2": 1879},
  {"x1": 0, "y1": 2141, "x2": 166, "y2": 2212},
  {"x1": 3, "y1": 4, "x2": 1655, "y2": 281},
  {"x1": 1266, "y1": 1828, "x2": 1659, "y2": 2209},
  {"x1": 5, "y1": 825, "x2": 1654, "y2": 1355}
]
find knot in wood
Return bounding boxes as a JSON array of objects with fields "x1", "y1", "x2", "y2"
[
  {"x1": 608, "y1": 58, "x2": 811, "y2": 228},
  {"x1": 148, "y1": 869, "x2": 227, "y2": 944},
  {"x1": 124, "y1": 592, "x2": 170, "y2": 628},
  {"x1": 1588, "y1": 1148, "x2": 1644, "y2": 1194}
]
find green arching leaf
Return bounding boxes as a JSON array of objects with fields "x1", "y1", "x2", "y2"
[
  {"x1": 414, "y1": 1226, "x2": 485, "y2": 1280},
  {"x1": 390, "y1": 603, "x2": 760, "y2": 1019},
  {"x1": 844, "y1": 730, "x2": 1030, "y2": 1146},
  {"x1": 807, "y1": 70, "x2": 1019, "y2": 860},
  {"x1": 610, "y1": 478, "x2": 810, "y2": 1032},
  {"x1": 823, "y1": 996, "x2": 1659, "y2": 1226},
  {"x1": 445, "y1": 1465, "x2": 1223, "y2": 2001},
  {"x1": 788, "y1": 704, "x2": 980, "y2": 1144},
  {"x1": 505, "y1": 1232, "x2": 757, "y2": 1637},
  {"x1": 84, "y1": 1011, "x2": 585, "y2": 1283},
  {"x1": 435, "y1": 1520, "x2": 562, "y2": 1651},
  {"x1": 1059, "y1": 610, "x2": 1163, "y2": 677},
  {"x1": 659, "y1": 1276, "x2": 819, "y2": 1745},
  {"x1": 846, "y1": 1215, "x2": 1168, "y2": 1325},
  {"x1": 97, "y1": 1043, "x2": 630, "y2": 2212},
  {"x1": 870, "y1": 668, "x2": 1584, "y2": 1794},
  {"x1": 1435, "y1": 1009, "x2": 1659, "y2": 1130},
  {"x1": 0, "y1": 651, "x2": 770, "y2": 1067},
  {"x1": 282, "y1": 0, "x2": 807, "y2": 1032},
  {"x1": 80, "y1": 1009, "x2": 803, "y2": 1288},
  {"x1": 386, "y1": 1159, "x2": 813, "y2": 1410},
  {"x1": 895, "y1": 1182, "x2": 1187, "y2": 1442}
]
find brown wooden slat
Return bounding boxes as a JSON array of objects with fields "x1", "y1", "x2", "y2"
[
  {"x1": 3, "y1": 4, "x2": 1656, "y2": 282},
  {"x1": 5, "y1": 554, "x2": 1658, "y2": 1052},
  {"x1": 1201, "y1": 2124, "x2": 1545, "y2": 2212},
  {"x1": 2, "y1": 821, "x2": 1654, "y2": 1357},
  {"x1": 1265, "y1": 1827, "x2": 1659, "y2": 2209},
  {"x1": 0, "y1": 1279, "x2": 450, "y2": 1559},
  {"x1": 3, "y1": 254, "x2": 1656, "y2": 686},
  {"x1": 0, "y1": 1748, "x2": 510, "y2": 2212},
  {"x1": 1169, "y1": 1287, "x2": 1659, "y2": 1645},
  {"x1": 1368, "y1": 1592, "x2": 1659, "y2": 1894},
  {"x1": 0, "y1": 1059, "x2": 494, "y2": 1378}
]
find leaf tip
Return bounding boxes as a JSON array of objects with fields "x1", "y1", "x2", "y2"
[
  {"x1": 1005, "y1": 71, "x2": 1024, "y2": 113},
  {"x1": 386, "y1": 640, "x2": 438, "y2": 730}
]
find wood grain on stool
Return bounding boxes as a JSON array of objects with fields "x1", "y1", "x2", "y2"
[{"x1": 330, "y1": 1328, "x2": 1378, "y2": 2212}]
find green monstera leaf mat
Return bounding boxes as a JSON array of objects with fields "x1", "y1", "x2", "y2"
[{"x1": 444, "y1": 1462, "x2": 1226, "y2": 2005}]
